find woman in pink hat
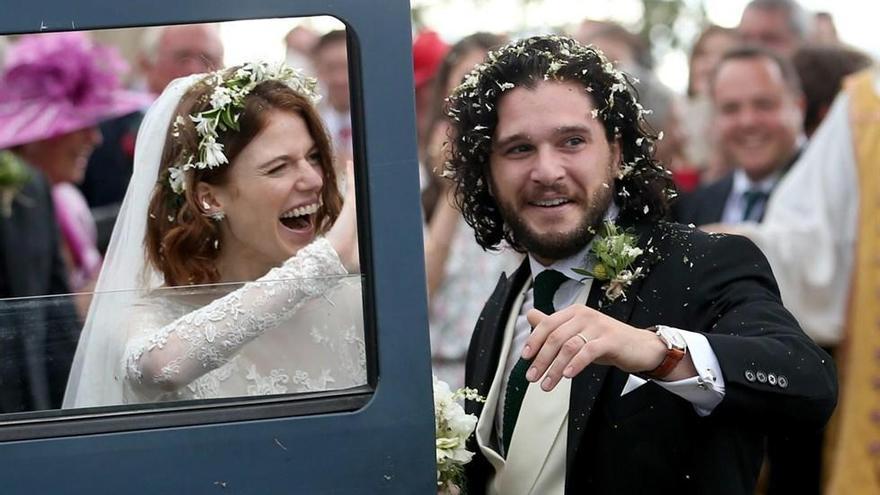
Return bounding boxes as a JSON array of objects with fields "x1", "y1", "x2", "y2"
[{"x1": 0, "y1": 32, "x2": 152, "y2": 304}]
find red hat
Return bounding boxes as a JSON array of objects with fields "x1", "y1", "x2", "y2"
[{"x1": 413, "y1": 30, "x2": 449, "y2": 89}]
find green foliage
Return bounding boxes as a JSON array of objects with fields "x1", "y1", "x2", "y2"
[
  {"x1": 573, "y1": 221, "x2": 642, "y2": 281},
  {"x1": 0, "y1": 151, "x2": 29, "y2": 188}
]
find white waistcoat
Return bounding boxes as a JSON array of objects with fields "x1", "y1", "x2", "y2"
[{"x1": 475, "y1": 280, "x2": 592, "y2": 495}]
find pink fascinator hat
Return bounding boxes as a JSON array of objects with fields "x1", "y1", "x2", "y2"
[{"x1": 0, "y1": 32, "x2": 152, "y2": 150}]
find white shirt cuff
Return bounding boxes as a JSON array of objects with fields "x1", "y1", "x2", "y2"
[{"x1": 620, "y1": 327, "x2": 725, "y2": 416}]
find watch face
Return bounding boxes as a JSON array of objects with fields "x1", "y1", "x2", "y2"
[{"x1": 657, "y1": 327, "x2": 687, "y2": 350}]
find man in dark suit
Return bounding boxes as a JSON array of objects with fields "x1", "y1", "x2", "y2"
[
  {"x1": 0, "y1": 158, "x2": 80, "y2": 413},
  {"x1": 674, "y1": 46, "x2": 805, "y2": 226},
  {"x1": 442, "y1": 35, "x2": 836, "y2": 494},
  {"x1": 673, "y1": 46, "x2": 824, "y2": 495}
]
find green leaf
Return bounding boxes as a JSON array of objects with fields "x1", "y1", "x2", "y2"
[
  {"x1": 0, "y1": 151, "x2": 31, "y2": 188},
  {"x1": 571, "y1": 267, "x2": 593, "y2": 278}
]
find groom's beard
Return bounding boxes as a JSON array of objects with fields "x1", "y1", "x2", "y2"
[{"x1": 495, "y1": 181, "x2": 614, "y2": 263}]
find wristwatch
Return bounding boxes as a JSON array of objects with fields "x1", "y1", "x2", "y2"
[{"x1": 643, "y1": 326, "x2": 687, "y2": 380}]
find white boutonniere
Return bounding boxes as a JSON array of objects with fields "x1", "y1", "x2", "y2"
[
  {"x1": 434, "y1": 376, "x2": 484, "y2": 494},
  {"x1": 0, "y1": 151, "x2": 30, "y2": 218},
  {"x1": 573, "y1": 221, "x2": 645, "y2": 302}
]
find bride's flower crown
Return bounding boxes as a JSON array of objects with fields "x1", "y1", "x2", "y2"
[{"x1": 167, "y1": 61, "x2": 321, "y2": 195}]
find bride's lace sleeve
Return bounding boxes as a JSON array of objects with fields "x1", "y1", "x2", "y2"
[{"x1": 123, "y1": 237, "x2": 346, "y2": 397}]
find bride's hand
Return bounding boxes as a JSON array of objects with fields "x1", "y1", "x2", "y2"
[{"x1": 326, "y1": 160, "x2": 360, "y2": 272}]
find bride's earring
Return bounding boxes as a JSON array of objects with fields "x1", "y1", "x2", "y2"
[{"x1": 201, "y1": 199, "x2": 224, "y2": 221}]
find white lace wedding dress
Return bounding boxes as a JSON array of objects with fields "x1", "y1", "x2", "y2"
[
  {"x1": 63, "y1": 75, "x2": 367, "y2": 408},
  {"x1": 120, "y1": 238, "x2": 367, "y2": 403}
]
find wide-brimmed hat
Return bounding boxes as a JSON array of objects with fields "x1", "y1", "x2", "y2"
[{"x1": 0, "y1": 32, "x2": 152, "y2": 150}]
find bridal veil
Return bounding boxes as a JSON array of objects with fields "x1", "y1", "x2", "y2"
[{"x1": 63, "y1": 75, "x2": 203, "y2": 408}]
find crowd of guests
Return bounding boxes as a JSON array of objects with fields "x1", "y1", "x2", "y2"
[{"x1": 0, "y1": 0, "x2": 877, "y2": 491}]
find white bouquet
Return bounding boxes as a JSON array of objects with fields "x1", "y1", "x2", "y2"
[{"x1": 434, "y1": 375, "x2": 483, "y2": 494}]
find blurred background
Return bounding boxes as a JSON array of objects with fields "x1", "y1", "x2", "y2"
[
  {"x1": 410, "y1": 0, "x2": 877, "y2": 92},
  {"x1": 73, "y1": 1, "x2": 876, "y2": 94}
]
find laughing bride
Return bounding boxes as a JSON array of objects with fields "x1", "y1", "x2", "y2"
[{"x1": 63, "y1": 62, "x2": 366, "y2": 407}]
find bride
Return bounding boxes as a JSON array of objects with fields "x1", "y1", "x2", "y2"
[{"x1": 63, "y1": 62, "x2": 365, "y2": 407}]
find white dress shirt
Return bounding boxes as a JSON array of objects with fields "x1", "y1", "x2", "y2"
[{"x1": 721, "y1": 169, "x2": 783, "y2": 224}]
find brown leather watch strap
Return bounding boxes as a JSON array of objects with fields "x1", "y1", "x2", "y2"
[{"x1": 644, "y1": 346, "x2": 686, "y2": 379}]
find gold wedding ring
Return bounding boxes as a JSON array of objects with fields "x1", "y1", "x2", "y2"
[{"x1": 576, "y1": 333, "x2": 589, "y2": 345}]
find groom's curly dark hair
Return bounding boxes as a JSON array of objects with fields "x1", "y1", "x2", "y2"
[{"x1": 443, "y1": 35, "x2": 676, "y2": 252}]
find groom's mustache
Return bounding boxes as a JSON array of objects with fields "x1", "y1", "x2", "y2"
[{"x1": 524, "y1": 183, "x2": 575, "y2": 200}]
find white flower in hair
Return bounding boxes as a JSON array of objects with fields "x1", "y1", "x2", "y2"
[
  {"x1": 191, "y1": 114, "x2": 214, "y2": 137},
  {"x1": 171, "y1": 115, "x2": 185, "y2": 137},
  {"x1": 166, "y1": 61, "x2": 321, "y2": 195},
  {"x1": 210, "y1": 86, "x2": 233, "y2": 109},
  {"x1": 201, "y1": 136, "x2": 228, "y2": 169},
  {"x1": 168, "y1": 165, "x2": 186, "y2": 195}
]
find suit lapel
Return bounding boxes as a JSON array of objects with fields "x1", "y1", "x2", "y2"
[
  {"x1": 468, "y1": 259, "x2": 530, "y2": 402},
  {"x1": 476, "y1": 278, "x2": 529, "y2": 478},
  {"x1": 566, "y1": 221, "x2": 659, "y2": 472},
  {"x1": 473, "y1": 260, "x2": 531, "y2": 475},
  {"x1": 465, "y1": 260, "x2": 530, "y2": 493}
]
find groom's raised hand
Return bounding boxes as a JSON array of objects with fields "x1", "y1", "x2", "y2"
[{"x1": 522, "y1": 306, "x2": 695, "y2": 391}]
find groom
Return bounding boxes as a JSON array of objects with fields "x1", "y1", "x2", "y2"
[{"x1": 443, "y1": 35, "x2": 837, "y2": 494}]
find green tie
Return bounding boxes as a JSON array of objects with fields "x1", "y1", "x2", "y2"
[
  {"x1": 502, "y1": 269, "x2": 568, "y2": 455},
  {"x1": 742, "y1": 189, "x2": 770, "y2": 221}
]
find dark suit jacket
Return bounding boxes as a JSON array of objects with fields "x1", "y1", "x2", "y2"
[
  {"x1": 464, "y1": 221, "x2": 837, "y2": 495},
  {"x1": 673, "y1": 173, "x2": 734, "y2": 226},
  {"x1": 0, "y1": 164, "x2": 80, "y2": 413},
  {"x1": 673, "y1": 150, "x2": 802, "y2": 226}
]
